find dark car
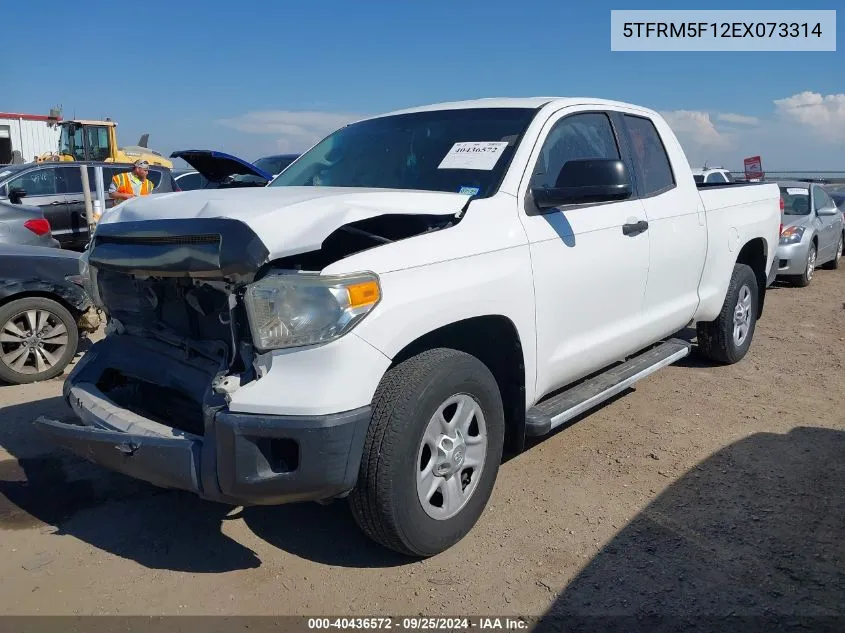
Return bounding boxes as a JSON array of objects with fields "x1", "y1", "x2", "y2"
[
  {"x1": 0, "y1": 161, "x2": 178, "y2": 250},
  {"x1": 0, "y1": 244, "x2": 101, "y2": 384},
  {"x1": 252, "y1": 153, "x2": 300, "y2": 177},
  {"x1": 170, "y1": 150, "x2": 274, "y2": 189},
  {"x1": 173, "y1": 169, "x2": 208, "y2": 191},
  {"x1": 826, "y1": 187, "x2": 845, "y2": 212}
]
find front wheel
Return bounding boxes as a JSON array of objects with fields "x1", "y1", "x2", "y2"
[
  {"x1": 697, "y1": 263, "x2": 759, "y2": 364},
  {"x1": 0, "y1": 296, "x2": 79, "y2": 384},
  {"x1": 791, "y1": 244, "x2": 817, "y2": 287},
  {"x1": 349, "y1": 348, "x2": 505, "y2": 557}
]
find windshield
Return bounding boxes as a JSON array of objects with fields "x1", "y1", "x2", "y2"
[
  {"x1": 254, "y1": 155, "x2": 297, "y2": 175},
  {"x1": 779, "y1": 186, "x2": 810, "y2": 215},
  {"x1": 693, "y1": 174, "x2": 704, "y2": 183},
  {"x1": 269, "y1": 108, "x2": 537, "y2": 197}
]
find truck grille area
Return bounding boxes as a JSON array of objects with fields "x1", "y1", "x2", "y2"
[
  {"x1": 96, "y1": 268, "x2": 235, "y2": 362},
  {"x1": 96, "y1": 368, "x2": 206, "y2": 436}
]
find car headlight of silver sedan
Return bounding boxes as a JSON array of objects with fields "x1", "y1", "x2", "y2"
[
  {"x1": 779, "y1": 226, "x2": 805, "y2": 245},
  {"x1": 243, "y1": 271, "x2": 381, "y2": 351}
]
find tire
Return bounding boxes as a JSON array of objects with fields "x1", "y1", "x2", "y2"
[
  {"x1": 790, "y1": 243, "x2": 816, "y2": 287},
  {"x1": 0, "y1": 296, "x2": 79, "y2": 385},
  {"x1": 696, "y1": 263, "x2": 758, "y2": 365},
  {"x1": 349, "y1": 348, "x2": 505, "y2": 557},
  {"x1": 822, "y1": 234, "x2": 843, "y2": 270}
]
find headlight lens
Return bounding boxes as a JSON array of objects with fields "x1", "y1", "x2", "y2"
[
  {"x1": 779, "y1": 226, "x2": 805, "y2": 244},
  {"x1": 244, "y1": 271, "x2": 381, "y2": 350}
]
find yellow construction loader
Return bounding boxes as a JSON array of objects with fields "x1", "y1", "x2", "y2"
[{"x1": 36, "y1": 119, "x2": 173, "y2": 168}]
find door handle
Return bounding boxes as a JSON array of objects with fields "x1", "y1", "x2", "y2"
[
  {"x1": 622, "y1": 220, "x2": 649, "y2": 236},
  {"x1": 49, "y1": 201, "x2": 64, "y2": 205}
]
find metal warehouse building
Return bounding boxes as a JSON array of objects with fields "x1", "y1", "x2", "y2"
[{"x1": 0, "y1": 112, "x2": 61, "y2": 164}]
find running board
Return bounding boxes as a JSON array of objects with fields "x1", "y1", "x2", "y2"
[{"x1": 525, "y1": 339, "x2": 691, "y2": 437}]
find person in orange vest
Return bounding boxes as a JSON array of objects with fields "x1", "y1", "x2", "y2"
[{"x1": 108, "y1": 159, "x2": 155, "y2": 202}]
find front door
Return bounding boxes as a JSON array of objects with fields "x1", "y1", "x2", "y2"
[{"x1": 518, "y1": 109, "x2": 650, "y2": 398}]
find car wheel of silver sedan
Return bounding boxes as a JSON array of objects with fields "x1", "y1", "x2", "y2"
[{"x1": 794, "y1": 244, "x2": 816, "y2": 287}]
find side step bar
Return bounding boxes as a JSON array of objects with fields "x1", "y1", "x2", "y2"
[{"x1": 525, "y1": 338, "x2": 691, "y2": 437}]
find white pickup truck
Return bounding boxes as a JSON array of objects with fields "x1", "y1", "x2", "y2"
[{"x1": 37, "y1": 98, "x2": 781, "y2": 556}]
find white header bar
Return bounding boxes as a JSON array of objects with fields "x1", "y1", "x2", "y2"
[{"x1": 611, "y1": 10, "x2": 836, "y2": 51}]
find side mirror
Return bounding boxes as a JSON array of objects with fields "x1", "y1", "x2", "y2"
[
  {"x1": 531, "y1": 159, "x2": 632, "y2": 211},
  {"x1": 817, "y1": 205, "x2": 839, "y2": 217},
  {"x1": 8, "y1": 187, "x2": 27, "y2": 204}
]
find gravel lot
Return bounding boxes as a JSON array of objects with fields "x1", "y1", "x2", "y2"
[{"x1": 0, "y1": 269, "x2": 843, "y2": 618}]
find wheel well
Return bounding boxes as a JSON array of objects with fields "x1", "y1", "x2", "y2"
[
  {"x1": 736, "y1": 238, "x2": 767, "y2": 318},
  {"x1": 0, "y1": 291, "x2": 81, "y2": 318},
  {"x1": 392, "y1": 316, "x2": 527, "y2": 454}
]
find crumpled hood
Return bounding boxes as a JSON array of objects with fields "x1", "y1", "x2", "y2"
[{"x1": 98, "y1": 186, "x2": 471, "y2": 259}]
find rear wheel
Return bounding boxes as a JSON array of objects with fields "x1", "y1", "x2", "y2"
[
  {"x1": 791, "y1": 244, "x2": 816, "y2": 287},
  {"x1": 0, "y1": 297, "x2": 79, "y2": 384},
  {"x1": 349, "y1": 348, "x2": 504, "y2": 557},
  {"x1": 697, "y1": 264, "x2": 758, "y2": 364},
  {"x1": 822, "y1": 234, "x2": 842, "y2": 270}
]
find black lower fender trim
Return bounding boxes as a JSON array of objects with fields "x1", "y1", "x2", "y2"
[{"x1": 214, "y1": 407, "x2": 371, "y2": 505}]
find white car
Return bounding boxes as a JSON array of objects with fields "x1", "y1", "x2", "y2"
[
  {"x1": 692, "y1": 167, "x2": 734, "y2": 184},
  {"x1": 38, "y1": 97, "x2": 781, "y2": 556}
]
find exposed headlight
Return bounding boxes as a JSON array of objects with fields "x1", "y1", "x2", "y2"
[
  {"x1": 78, "y1": 249, "x2": 103, "y2": 308},
  {"x1": 779, "y1": 226, "x2": 805, "y2": 245},
  {"x1": 244, "y1": 271, "x2": 381, "y2": 350}
]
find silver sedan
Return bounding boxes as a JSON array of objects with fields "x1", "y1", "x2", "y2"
[
  {"x1": 774, "y1": 181, "x2": 843, "y2": 286},
  {"x1": 0, "y1": 199, "x2": 60, "y2": 248}
]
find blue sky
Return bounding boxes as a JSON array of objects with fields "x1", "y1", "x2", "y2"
[{"x1": 3, "y1": 0, "x2": 842, "y2": 170}]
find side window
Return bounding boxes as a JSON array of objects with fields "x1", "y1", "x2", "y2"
[
  {"x1": 147, "y1": 170, "x2": 163, "y2": 187},
  {"x1": 813, "y1": 188, "x2": 833, "y2": 212},
  {"x1": 177, "y1": 172, "x2": 202, "y2": 190},
  {"x1": 532, "y1": 112, "x2": 620, "y2": 189},
  {"x1": 706, "y1": 172, "x2": 726, "y2": 183},
  {"x1": 85, "y1": 126, "x2": 111, "y2": 162},
  {"x1": 58, "y1": 166, "x2": 83, "y2": 194},
  {"x1": 6, "y1": 168, "x2": 58, "y2": 196},
  {"x1": 623, "y1": 115, "x2": 675, "y2": 196}
]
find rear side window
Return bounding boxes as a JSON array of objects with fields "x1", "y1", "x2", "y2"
[
  {"x1": 531, "y1": 112, "x2": 621, "y2": 189},
  {"x1": 693, "y1": 174, "x2": 704, "y2": 184},
  {"x1": 623, "y1": 115, "x2": 675, "y2": 196},
  {"x1": 706, "y1": 172, "x2": 726, "y2": 183}
]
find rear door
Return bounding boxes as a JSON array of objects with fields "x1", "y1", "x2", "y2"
[
  {"x1": 3, "y1": 166, "x2": 71, "y2": 244},
  {"x1": 58, "y1": 165, "x2": 92, "y2": 249},
  {"x1": 518, "y1": 108, "x2": 650, "y2": 396},
  {"x1": 621, "y1": 113, "x2": 707, "y2": 340}
]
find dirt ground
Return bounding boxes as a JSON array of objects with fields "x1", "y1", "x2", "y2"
[{"x1": 0, "y1": 268, "x2": 843, "y2": 619}]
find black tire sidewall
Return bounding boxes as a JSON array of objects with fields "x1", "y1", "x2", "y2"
[
  {"x1": 0, "y1": 297, "x2": 79, "y2": 384},
  {"x1": 387, "y1": 354, "x2": 504, "y2": 556},
  {"x1": 725, "y1": 266, "x2": 758, "y2": 361}
]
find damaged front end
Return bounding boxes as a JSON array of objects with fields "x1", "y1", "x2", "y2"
[{"x1": 34, "y1": 217, "x2": 379, "y2": 505}]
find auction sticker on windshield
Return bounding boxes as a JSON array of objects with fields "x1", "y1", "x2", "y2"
[
  {"x1": 786, "y1": 188, "x2": 808, "y2": 195},
  {"x1": 438, "y1": 142, "x2": 509, "y2": 170}
]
